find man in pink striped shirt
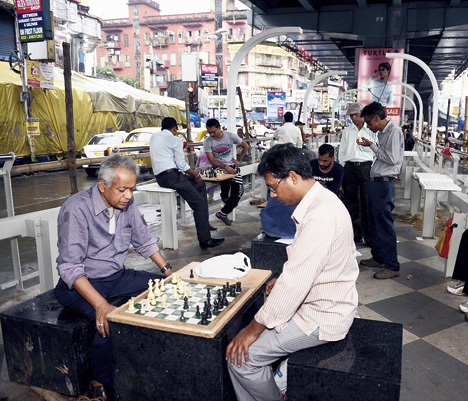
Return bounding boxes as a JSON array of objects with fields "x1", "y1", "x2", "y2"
[{"x1": 226, "y1": 143, "x2": 359, "y2": 401}]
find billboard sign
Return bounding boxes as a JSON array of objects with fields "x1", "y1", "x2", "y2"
[
  {"x1": 267, "y1": 91, "x2": 286, "y2": 124},
  {"x1": 25, "y1": 60, "x2": 54, "y2": 89},
  {"x1": 357, "y1": 48, "x2": 404, "y2": 122},
  {"x1": 16, "y1": 0, "x2": 46, "y2": 42},
  {"x1": 200, "y1": 64, "x2": 218, "y2": 87}
]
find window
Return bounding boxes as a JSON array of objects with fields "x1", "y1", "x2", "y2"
[
  {"x1": 204, "y1": 29, "x2": 210, "y2": 41},
  {"x1": 124, "y1": 34, "x2": 129, "y2": 47},
  {"x1": 144, "y1": 33, "x2": 151, "y2": 45},
  {"x1": 170, "y1": 53, "x2": 176, "y2": 65},
  {"x1": 178, "y1": 30, "x2": 183, "y2": 43},
  {"x1": 125, "y1": 55, "x2": 131, "y2": 67},
  {"x1": 171, "y1": 74, "x2": 176, "y2": 81},
  {"x1": 161, "y1": 54, "x2": 168, "y2": 62},
  {"x1": 168, "y1": 31, "x2": 175, "y2": 44}
]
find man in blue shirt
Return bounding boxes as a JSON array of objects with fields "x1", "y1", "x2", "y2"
[
  {"x1": 150, "y1": 117, "x2": 224, "y2": 249},
  {"x1": 54, "y1": 154, "x2": 173, "y2": 400},
  {"x1": 310, "y1": 144, "x2": 344, "y2": 196}
]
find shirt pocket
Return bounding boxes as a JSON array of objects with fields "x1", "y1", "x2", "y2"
[{"x1": 115, "y1": 227, "x2": 132, "y2": 252}]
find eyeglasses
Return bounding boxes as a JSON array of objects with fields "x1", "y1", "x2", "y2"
[{"x1": 269, "y1": 177, "x2": 286, "y2": 193}]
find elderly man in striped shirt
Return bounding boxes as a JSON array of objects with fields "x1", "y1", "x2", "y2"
[{"x1": 226, "y1": 143, "x2": 359, "y2": 401}]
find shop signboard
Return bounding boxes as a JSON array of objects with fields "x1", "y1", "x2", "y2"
[
  {"x1": 15, "y1": 0, "x2": 52, "y2": 42},
  {"x1": 267, "y1": 91, "x2": 286, "y2": 124},
  {"x1": 201, "y1": 64, "x2": 218, "y2": 87}
]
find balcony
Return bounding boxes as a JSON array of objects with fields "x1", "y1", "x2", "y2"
[
  {"x1": 226, "y1": 34, "x2": 246, "y2": 43},
  {"x1": 108, "y1": 61, "x2": 124, "y2": 69},
  {"x1": 104, "y1": 41, "x2": 121, "y2": 49}
]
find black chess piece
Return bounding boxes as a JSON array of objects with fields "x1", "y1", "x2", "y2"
[
  {"x1": 222, "y1": 293, "x2": 229, "y2": 307},
  {"x1": 190, "y1": 269, "x2": 194, "y2": 278},
  {"x1": 206, "y1": 288, "x2": 211, "y2": 298},
  {"x1": 196, "y1": 305, "x2": 201, "y2": 317},
  {"x1": 200, "y1": 312, "x2": 209, "y2": 325},
  {"x1": 180, "y1": 311, "x2": 186, "y2": 322},
  {"x1": 230, "y1": 286, "x2": 236, "y2": 297},
  {"x1": 213, "y1": 305, "x2": 219, "y2": 314},
  {"x1": 236, "y1": 282, "x2": 242, "y2": 292},
  {"x1": 183, "y1": 296, "x2": 189, "y2": 310},
  {"x1": 207, "y1": 308, "x2": 212, "y2": 319}
]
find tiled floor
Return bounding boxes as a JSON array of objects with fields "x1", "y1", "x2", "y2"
[{"x1": 1, "y1": 180, "x2": 468, "y2": 400}]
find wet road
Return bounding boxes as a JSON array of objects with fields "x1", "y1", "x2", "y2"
[{"x1": 0, "y1": 167, "x2": 154, "y2": 292}]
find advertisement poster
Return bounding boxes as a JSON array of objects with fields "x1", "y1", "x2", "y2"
[
  {"x1": 200, "y1": 64, "x2": 218, "y2": 87},
  {"x1": 252, "y1": 95, "x2": 267, "y2": 108},
  {"x1": 26, "y1": 118, "x2": 40, "y2": 135},
  {"x1": 267, "y1": 91, "x2": 286, "y2": 124},
  {"x1": 357, "y1": 48, "x2": 404, "y2": 122},
  {"x1": 26, "y1": 60, "x2": 54, "y2": 89},
  {"x1": 16, "y1": 0, "x2": 44, "y2": 42}
]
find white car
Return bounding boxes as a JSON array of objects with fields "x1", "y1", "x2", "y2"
[
  {"x1": 81, "y1": 131, "x2": 127, "y2": 176},
  {"x1": 252, "y1": 125, "x2": 274, "y2": 138}
]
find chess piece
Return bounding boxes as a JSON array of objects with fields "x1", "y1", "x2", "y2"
[
  {"x1": 172, "y1": 273, "x2": 177, "y2": 284},
  {"x1": 128, "y1": 299, "x2": 135, "y2": 312},
  {"x1": 222, "y1": 292, "x2": 229, "y2": 307},
  {"x1": 183, "y1": 296, "x2": 189, "y2": 310},
  {"x1": 190, "y1": 269, "x2": 194, "y2": 278},
  {"x1": 160, "y1": 281, "x2": 165, "y2": 292},
  {"x1": 148, "y1": 280, "x2": 154, "y2": 299},
  {"x1": 213, "y1": 305, "x2": 219, "y2": 314},
  {"x1": 180, "y1": 311, "x2": 186, "y2": 322},
  {"x1": 188, "y1": 285, "x2": 193, "y2": 296},
  {"x1": 236, "y1": 281, "x2": 242, "y2": 293},
  {"x1": 146, "y1": 298, "x2": 153, "y2": 310},
  {"x1": 172, "y1": 287, "x2": 178, "y2": 299},
  {"x1": 230, "y1": 286, "x2": 236, "y2": 297},
  {"x1": 206, "y1": 288, "x2": 211, "y2": 298},
  {"x1": 196, "y1": 305, "x2": 201, "y2": 317},
  {"x1": 161, "y1": 294, "x2": 167, "y2": 307},
  {"x1": 200, "y1": 312, "x2": 209, "y2": 325},
  {"x1": 154, "y1": 282, "x2": 161, "y2": 297}
]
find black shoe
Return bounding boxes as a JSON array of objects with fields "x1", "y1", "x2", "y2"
[
  {"x1": 354, "y1": 237, "x2": 363, "y2": 244},
  {"x1": 87, "y1": 383, "x2": 113, "y2": 401},
  {"x1": 199, "y1": 238, "x2": 225, "y2": 249},
  {"x1": 209, "y1": 224, "x2": 217, "y2": 231}
]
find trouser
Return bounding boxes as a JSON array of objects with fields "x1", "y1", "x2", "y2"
[
  {"x1": 157, "y1": 169, "x2": 211, "y2": 243},
  {"x1": 451, "y1": 228, "x2": 468, "y2": 293},
  {"x1": 220, "y1": 173, "x2": 244, "y2": 215},
  {"x1": 54, "y1": 269, "x2": 163, "y2": 388},
  {"x1": 343, "y1": 162, "x2": 371, "y2": 242},
  {"x1": 367, "y1": 180, "x2": 400, "y2": 271},
  {"x1": 228, "y1": 322, "x2": 327, "y2": 401}
]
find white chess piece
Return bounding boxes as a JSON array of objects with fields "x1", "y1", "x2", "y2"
[
  {"x1": 146, "y1": 298, "x2": 153, "y2": 310},
  {"x1": 188, "y1": 285, "x2": 193, "y2": 296},
  {"x1": 160, "y1": 281, "x2": 165, "y2": 292},
  {"x1": 161, "y1": 294, "x2": 167, "y2": 307},
  {"x1": 172, "y1": 273, "x2": 177, "y2": 284},
  {"x1": 128, "y1": 298, "x2": 135, "y2": 312}
]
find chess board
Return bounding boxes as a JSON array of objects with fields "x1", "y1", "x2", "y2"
[{"x1": 125, "y1": 283, "x2": 241, "y2": 326}]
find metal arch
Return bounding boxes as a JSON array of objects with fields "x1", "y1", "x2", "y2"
[{"x1": 226, "y1": 27, "x2": 303, "y2": 133}]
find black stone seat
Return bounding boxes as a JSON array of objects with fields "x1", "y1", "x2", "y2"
[
  {"x1": 0, "y1": 290, "x2": 127, "y2": 397},
  {"x1": 287, "y1": 318, "x2": 403, "y2": 401},
  {"x1": 251, "y1": 233, "x2": 289, "y2": 276}
]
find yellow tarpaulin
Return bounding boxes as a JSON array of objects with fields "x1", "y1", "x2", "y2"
[{"x1": 0, "y1": 61, "x2": 186, "y2": 157}]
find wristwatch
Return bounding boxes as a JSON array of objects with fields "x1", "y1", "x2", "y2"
[{"x1": 160, "y1": 263, "x2": 172, "y2": 274}]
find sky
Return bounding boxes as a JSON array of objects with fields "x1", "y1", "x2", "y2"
[{"x1": 87, "y1": 0, "x2": 213, "y2": 19}]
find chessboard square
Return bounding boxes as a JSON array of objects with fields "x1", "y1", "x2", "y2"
[
  {"x1": 173, "y1": 300, "x2": 184, "y2": 305},
  {"x1": 159, "y1": 309, "x2": 173, "y2": 315},
  {"x1": 153, "y1": 307, "x2": 164, "y2": 313},
  {"x1": 194, "y1": 284, "x2": 206, "y2": 290},
  {"x1": 166, "y1": 304, "x2": 178, "y2": 310},
  {"x1": 186, "y1": 318, "x2": 200, "y2": 324},
  {"x1": 185, "y1": 312, "x2": 195, "y2": 318},
  {"x1": 165, "y1": 315, "x2": 180, "y2": 321},
  {"x1": 145, "y1": 312, "x2": 158, "y2": 317}
]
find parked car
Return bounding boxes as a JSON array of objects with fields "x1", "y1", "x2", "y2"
[
  {"x1": 106, "y1": 128, "x2": 162, "y2": 173},
  {"x1": 252, "y1": 125, "x2": 273, "y2": 137},
  {"x1": 81, "y1": 131, "x2": 127, "y2": 176}
]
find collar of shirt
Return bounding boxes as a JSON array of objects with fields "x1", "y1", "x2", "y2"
[
  {"x1": 381, "y1": 119, "x2": 395, "y2": 135},
  {"x1": 292, "y1": 181, "x2": 321, "y2": 225},
  {"x1": 91, "y1": 184, "x2": 122, "y2": 219}
]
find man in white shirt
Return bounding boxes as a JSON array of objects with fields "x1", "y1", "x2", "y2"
[
  {"x1": 226, "y1": 143, "x2": 359, "y2": 401},
  {"x1": 340, "y1": 102, "x2": 379, "y2": 245},
  {"x1": 274, "y1": 112, "x2": 303, "y2": 148},
  {"x1": 149, "y1": 117, "x2": 224, "y2": 249}
]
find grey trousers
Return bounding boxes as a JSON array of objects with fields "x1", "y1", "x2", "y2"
[{"x1": 227, "y1": 320, "x2": 328, "y2": 401}]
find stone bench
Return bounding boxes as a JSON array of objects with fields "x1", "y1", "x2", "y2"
[
  {"x1": 287, "y1": 318, "x2": 403, "y2": 401},
  {"x1": 0, "y1": 290, "x2": 127, "y2": 397},
  {"x1": 251, "y1": 233, "x2": 289, "y2": 276}
]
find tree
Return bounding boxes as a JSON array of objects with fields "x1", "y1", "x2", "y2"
[
  {"x1": 96, "y1": 66, "x2": 116, "y2": 79},
  {"x1": 117, "y1": 75, "x2": 136, "y2": 87}
]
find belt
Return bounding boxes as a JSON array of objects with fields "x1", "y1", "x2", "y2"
[
  {"x1": 156, "y1": 168, "x2": 178, "y2": 178},
  {"x1": 347, "y1": 161, "x2": 372, "y2": 166},
  {"x1": 371, "y1": 176, "x2": 395, "y2": 182}
]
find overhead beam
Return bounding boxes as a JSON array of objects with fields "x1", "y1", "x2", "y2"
[
  {"x1": 393, "y1": 0, "x2": 402, "y2": 7},
  {"x1": 356, "y1": 0, "x2": 368, "y2": 8},
  {"x1": 297, "y1": 0, "x2": 315, "y2": 12}
]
